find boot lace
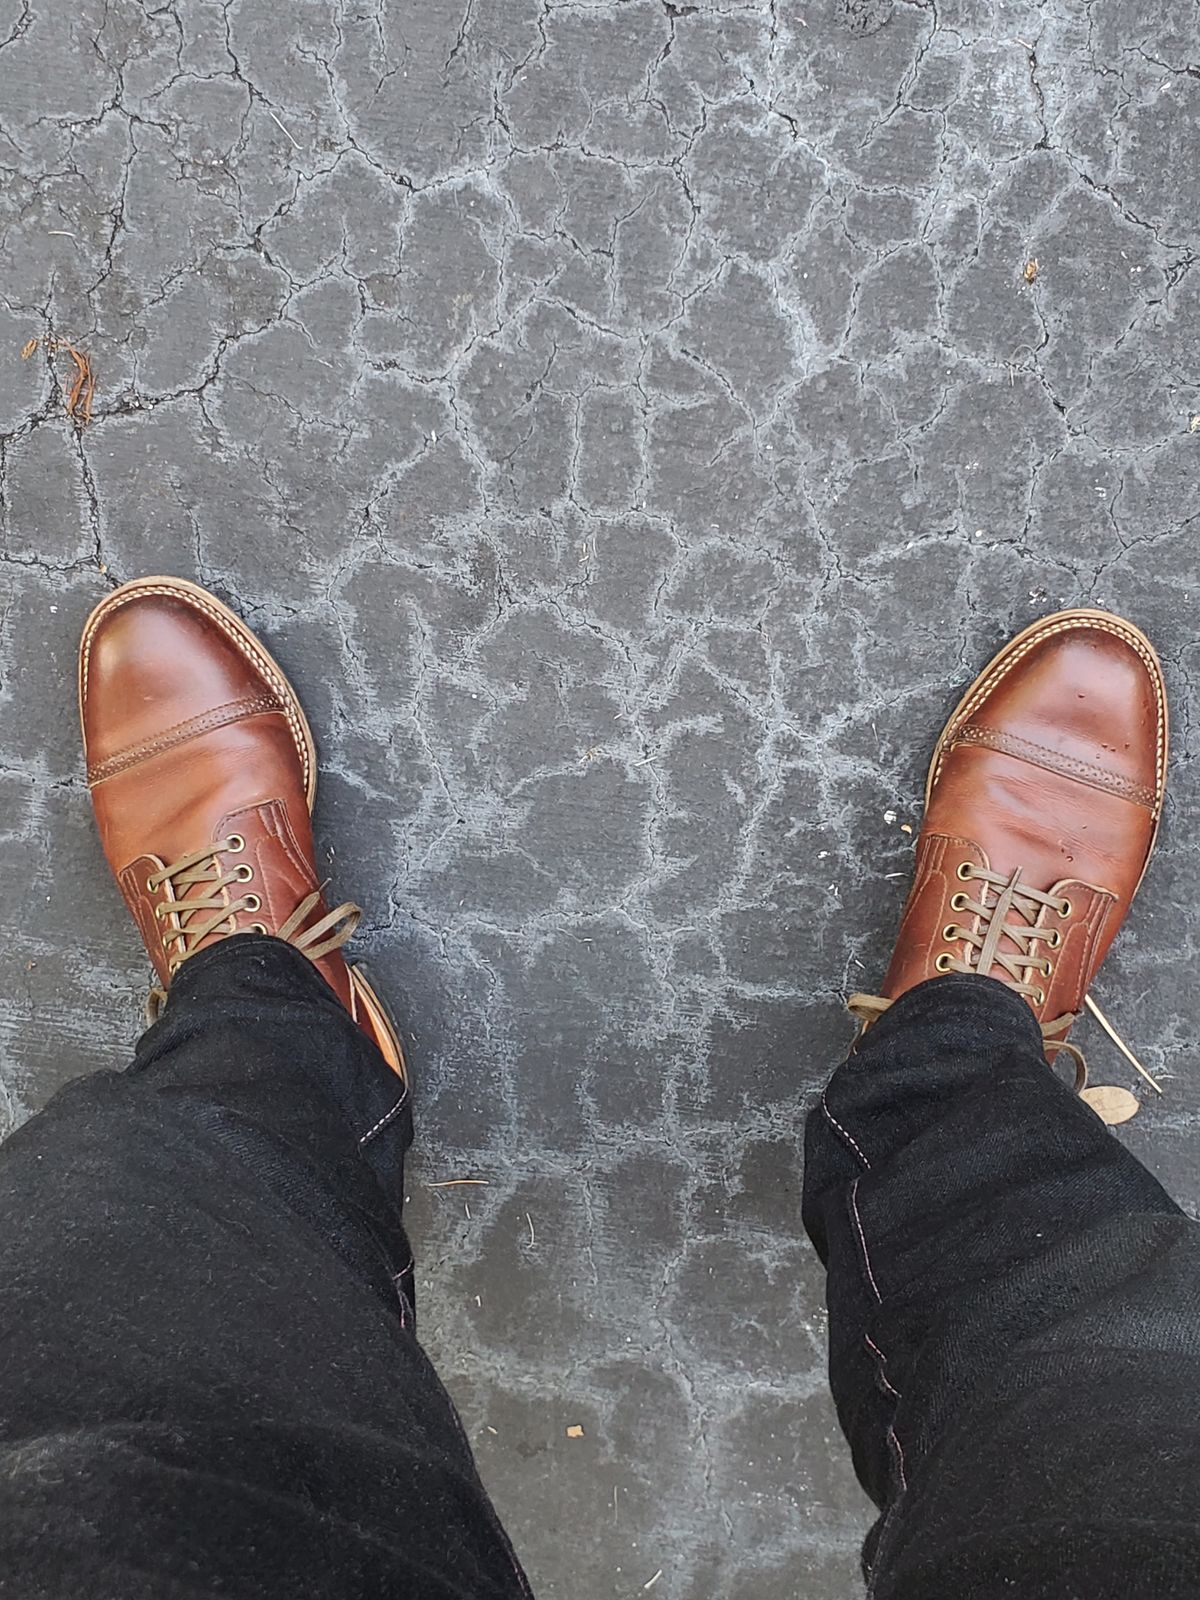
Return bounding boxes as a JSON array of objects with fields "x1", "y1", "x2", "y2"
[
  {"x1": 848, "y1": 864, "x2": 1160, "y2": 1097},
  {"x1": 145, "y1": 835, "x2": 360, "y2": 1018}
]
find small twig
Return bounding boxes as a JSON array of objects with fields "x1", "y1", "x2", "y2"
[
  {"x1": 643, "y1": 1572, "x2": 663, "y2": 1591},
  {"x1": 526, "y1": 1212, "x2": 536, "y2": 1246},
  {"x1": 427, "y1": 1178, "x2": 490, "y2": 1189},
  {"x1": 1085, "y1": 994, "x2": 1163, "y2": 1094},
  {"x1": 267, "y1": 107, "x2": 302, "y2": 149}
]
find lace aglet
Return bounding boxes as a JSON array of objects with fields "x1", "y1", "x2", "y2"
[{"x1": 1084, "y1": 993, "x2": 1163, "y2": 1094}]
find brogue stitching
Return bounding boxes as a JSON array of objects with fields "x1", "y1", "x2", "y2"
[
  {"x1": 87, "y1": 694, "x2": 284, "y2": 785},
  {"x1": 80, "y1": 584, "x2": 311, "y2": 794},
  {"x1": 932, "y1": 617, "x2": 1166, "y2": 810}
]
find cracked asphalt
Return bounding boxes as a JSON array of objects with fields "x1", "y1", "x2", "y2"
[{"x1": 2, "y1": 0, "x2": 1200, "y2": 1594}]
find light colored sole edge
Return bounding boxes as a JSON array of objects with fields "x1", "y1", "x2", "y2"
[
  {"x1": 926, "y1": 607, "x2": 1169, "y2": 900},
  {"x1": 79, "y1": 574, "x2": 319, "y2": 809},
  {"x1": 350, "y1": 965, "x2": 409, "y2": 1085}
]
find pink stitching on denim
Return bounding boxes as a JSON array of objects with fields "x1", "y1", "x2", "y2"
[
  {"x1": 852, "y1": 1180, "x2": 911, "y2": 1520},
  {"x1": 821, "y1": 1090, "x2": 872, "y2": 1169},
  {"x1": 850, "y1": 1178, "x2": 883, "y2": 1303},
  {"x1": 864, "y1": 1332, "x2": 899, "y2": 1399},
  {"x1": 358, "y1": 1094, "x2": 407, "y2": 1147},
  {"x1": 391, "y1": 1265, "x2": 413, "y2": 1331},
  {"x1": 888, "y1": 1426, "x2": 908, "y2": 1493}
]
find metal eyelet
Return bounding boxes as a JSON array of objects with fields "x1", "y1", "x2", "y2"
[
  {"x1": 1032, "y1": 986, "x2": 1046, "y2": 1006},
  {"x1": 1058, "y1": 898, "x2": 1073, "y2": 918},
  {"x1": 956, "y1": 862, "x2": 974, "y2": 880},
  {"x1": 226, "y1": 834, "x2": 245, "y2": 853},
  {"x1": 950, "y1": 892, "x2": 968, "y2": 911},
  {"x1": 235, "y1": 863, "x2": 254, "y2": 882},
  {"x1": 249, "y1": 922, "x2": 268, "y2": 935},
  {"x1": 1046, "y1": 928, "x2": 1062, "y2": 948},
  {"x1": 243, "y1": 893, "x2": 262, "y2": 912},
  {"x1": 145, "y1": 877, "x2": 158, "y2": 893},
  {"x1": 934, "y1": 952, "x2": 955, "y2": 973},
  {"x1": 942, "y1": 924, "x2": 959, "y2": 942}
]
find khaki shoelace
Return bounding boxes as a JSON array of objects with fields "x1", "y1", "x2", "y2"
[
  {"x1": 145, "y1": 836, "x2": 360, "y2": 1019},
  {"x1": 848, "y1": 864, "x2": 1159, "y2": 1097}
]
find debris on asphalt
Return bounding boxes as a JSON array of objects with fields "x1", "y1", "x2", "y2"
[
  {"x1": 21, "y1": 335, "x2": 96, "y2": 424},
  {"x1": 1081, "y1": 1085, "x2": 1140, "y2": 1125}
]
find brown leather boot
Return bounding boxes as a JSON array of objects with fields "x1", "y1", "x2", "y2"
[
  {"x1": 850, "y1": 608, "x2": 1168, "y2": 1123},
  {"x1": 79, "y1": 575, "x2": 405, "y2": 1078}
]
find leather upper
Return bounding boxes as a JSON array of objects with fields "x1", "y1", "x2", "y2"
[
  {"x1": 80, "y1": 582, "x2": 354, "y2": 1012},
  {"x1": 881, "y1": 613, "x2": 1167, "y2": 1028}
]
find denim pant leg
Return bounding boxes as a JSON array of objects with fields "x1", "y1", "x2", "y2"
[
  {"x1": 0, "y1": 936, "x2": 531, "y2": 1600},
  {"x1": 804, "y1": 974, "x2": 1200, "y2": 1599}
]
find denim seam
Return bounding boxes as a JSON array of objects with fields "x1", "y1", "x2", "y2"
[
  {"x1": 822, "y1": 1089, "x2": 872, "y2": 1169},
  {"x1": 864, "y1": 1334, "x2": 899, "y2": 1400},
  {"x1": 850, "y1": 1177, "x2": 910, "y2": 1590},
  {"x1": 390, "y1": 1259, "x2": 414, "y2": 1331},
  {"x1": 358, "y1": 1093, "x2": 409, "y2": 1147}
]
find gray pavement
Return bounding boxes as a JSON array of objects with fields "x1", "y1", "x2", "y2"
[{"x1": 2, "y1": 0, "x2": 1199, "y2": 1593}]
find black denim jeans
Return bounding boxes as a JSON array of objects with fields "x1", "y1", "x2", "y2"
[
  {"x1": 1, "y1": 945, "x2": 1198, "y2": 1597},
  {"x1": 0, "y1": 936, "x2": 530, "y2": 1599},
  {"x1": 804, "y1": 972, "x2": 1200, "y2": 1598}
]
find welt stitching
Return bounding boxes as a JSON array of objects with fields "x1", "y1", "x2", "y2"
[
  {"x1": 81, "y1": 585, "x2": 311, "y2": 791},
  {"x1": 358, "y1": 1093, "x2": 408, "y2": 1147},
  {"x1": 933, "y1": 617, "x2": 1167, "y2": 805}
]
